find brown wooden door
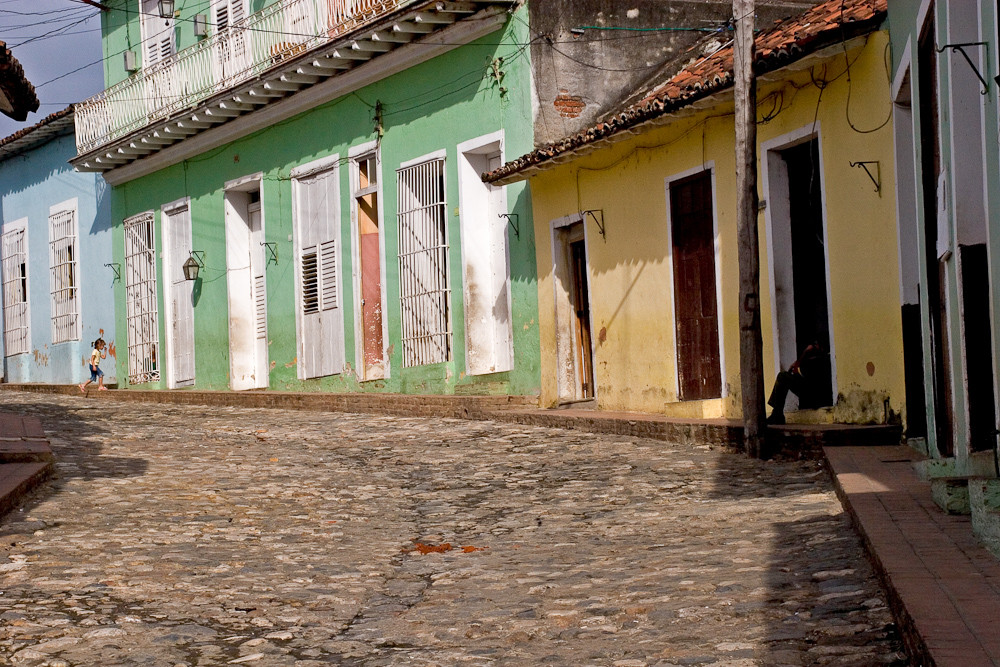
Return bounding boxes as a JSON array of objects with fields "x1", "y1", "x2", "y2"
[
  {"x1": 355, "y1": 155, "x2": 384, "y2": 379},
  {"x1": 670, "y1": 171, "x2": 722, "y2": 400},
  {"x1": 569, "y1": 238, "x2": 595, "y2": 399}
]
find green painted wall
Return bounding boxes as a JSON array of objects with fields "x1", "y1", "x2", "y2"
[
  {"x1": 109, "y1": 12, "x2": 541, "y2": 395},
  {"x1": 887, "y1": 1, "x2": 1000, "y2": 465}
]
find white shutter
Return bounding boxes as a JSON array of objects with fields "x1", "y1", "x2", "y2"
[
  {"x1": 320, "y1": 240, "x2": 337, "y2": 310},
  {"x1": 293, "y1": 165, "x2": 343, "y2": 379},
  {"x1": 141, "y1": 0, "x2": 175, "y2": 67},
  {"x1": 164, "y1": 204, "x2": 195, "y2": 387},
  {"x1": 254, "y1": 274, "x2": 267, "y2": 340}
]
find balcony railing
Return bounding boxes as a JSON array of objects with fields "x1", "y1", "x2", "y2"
[{"x1": 75, "y1": 0, "x2": 402, "y2": 154}]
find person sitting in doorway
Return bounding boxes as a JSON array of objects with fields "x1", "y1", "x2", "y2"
[{"x1": 767, "y1": 341, "x2": 829, "y2": 425}]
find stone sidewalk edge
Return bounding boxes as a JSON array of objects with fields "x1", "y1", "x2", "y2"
[
  {"x1": 1, "y1": 384, "x2": 749, "y2": 448},
  {"x1": 0, "y1": 462, "x2": 53, "y2": 519}
]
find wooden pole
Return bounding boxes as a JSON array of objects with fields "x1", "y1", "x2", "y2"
[{"x1": 733, "y1": 0, "x2": 766, "y2": 457}]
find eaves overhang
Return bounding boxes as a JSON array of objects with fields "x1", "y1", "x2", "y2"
[
  {"x1": 0, "y1": 106, "x2": 74, "y2": 163},
  {"x1": 72, "y1": 1, "x2": 514, "y2": 184}
]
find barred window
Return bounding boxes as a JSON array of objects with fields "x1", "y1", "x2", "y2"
[
  {"x1": 2, "y1": 225, "x2": 29, "y2": 356},
  {"x1": 397, "y1": 157, "x2": 451, "y2": 367},
  {"x1": 124, "y1": 211, "x2": 160, "y2": 384},
  {"x1": 49, "y1": 209, "x2": 81, "y2": 344}
]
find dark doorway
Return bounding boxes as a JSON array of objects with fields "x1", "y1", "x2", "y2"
[
  {"x1": 961, "y1": 245, "x2": 996, "y2": 452},
  {"x1": 781, "y1": 140, "x2": 833, "y2": 408},
  {"x1": 918, "y1": 10, "x2": 954, "y2": 456},
  {"x1": 569, "y1": 235, "x2": 595, "y2": 399},
  {"x1": 670, "y1": 170, "x2": 722, "y2": 400}
]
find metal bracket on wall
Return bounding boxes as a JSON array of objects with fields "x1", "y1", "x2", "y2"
[
  {"x1": 104, "y1": 262, "x2": 121, "y2": 282},
  {"x1": 499, "y1": 213, "x2": 519, "y2": 239},
  {"x1": 261, "y1": 242, "x2": 278, "y2": 265},
  {"x1": 583, "y1": 209, "x2": 606, "y2": 241},
  {"x1": 849, "y1": 161, "x2": 881, "y2": 196},
  {"x1": 937, "y1": 42, "x2": 990, "y2": 95}
]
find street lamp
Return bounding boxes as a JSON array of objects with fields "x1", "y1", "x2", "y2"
[
  {"x1": 157, "y1": 0, "x2": 175, "y2": 19},
  {"x1": 182, "y1": 251, "x2": 204, "y2": 281}
]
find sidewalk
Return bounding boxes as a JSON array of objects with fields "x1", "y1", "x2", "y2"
[{"x1": 826, "y1": 446, "x2": 1000, "y2": 667}]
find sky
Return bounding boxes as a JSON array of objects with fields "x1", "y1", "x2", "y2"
[{"x1": 0, "y1": 0, "x2": 105, "y2": 139}]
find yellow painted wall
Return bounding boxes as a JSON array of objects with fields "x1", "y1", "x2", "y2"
[{"x1": 528, "y1": 31, "x2": 905, "y2": 424}]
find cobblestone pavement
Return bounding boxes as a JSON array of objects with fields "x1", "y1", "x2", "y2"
[{"x1": 0, "y1": 392, "x2": 907, "y2": 667}]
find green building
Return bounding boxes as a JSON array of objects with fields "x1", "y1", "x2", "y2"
[
  {"x1": 72, "y1": 0, "x2": 540, "y2": 395},
  {"x1": 886, "y1": 0, "x2": 1000, "y2": 468}
]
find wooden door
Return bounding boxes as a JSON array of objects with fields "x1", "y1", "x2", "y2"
[
  {"x1": 355, "y1": 155, "x2": 384, "y2": 379},
  {"x1": 569, "y1": 236, "x2": 594, "y2": 399},
  {"x1": 294, "y1": 168, "x2": 344, "y2": 379},
  {"x1": 164, "y1": 204, "x2": 195, "y2": 387},
  {"x1": 670, "y1": 170, "x2": 722, "y2": 400},
  {"x1": 248, "y1": 201, "x2": 268, "y2": 388}
]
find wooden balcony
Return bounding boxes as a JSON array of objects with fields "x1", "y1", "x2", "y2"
[{"x1": 73, "y1": 0, "x2": 509, "y2": 177}]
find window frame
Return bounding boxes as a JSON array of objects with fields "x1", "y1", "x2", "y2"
[
  {"x1": 396, "y1": 150, "x2": 452, "y2": 368},
  {"x1": 1, "y1": 218, "x2": 30, "y2": 357},
  {"x1": 48, "y1": 199, "x2": 82, "y2": 345}
]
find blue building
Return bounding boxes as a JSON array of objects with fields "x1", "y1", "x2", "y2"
[{"x1": 0, "y1": 107, "x2": 117, "y2": 385}]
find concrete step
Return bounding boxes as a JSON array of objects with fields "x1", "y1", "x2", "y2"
[{"x1": 0, "y1": 462, "x2": 52, "y2": 518}]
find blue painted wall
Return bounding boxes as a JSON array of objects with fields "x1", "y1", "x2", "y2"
[{"x1": 0, "y1": 129, "x2": 118, "y2": 384}]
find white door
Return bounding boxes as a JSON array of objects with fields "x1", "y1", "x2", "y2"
[
  {"x1": 163, "y1": 203, "x2": 195, "y2": 387},
  {"x1": 249, "y1": 201, "x2": 268, "y2": 385},
  {"x1": 293, "y1": 166, "x2": 344, "y2": 379},
  {"x1": 225, "y1": 189, "x2": 268, "y2": 391}
]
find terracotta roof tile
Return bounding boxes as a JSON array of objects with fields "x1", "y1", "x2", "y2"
[
  {"x1": 485, "y1": 0, "x2": 886, "y2": 184},
  {"x1": 0, "y1": 41, "x2": 40, "y2": 122},
  {"x1": 0, "y1": 106, "x2": 74, "y2": 161}
]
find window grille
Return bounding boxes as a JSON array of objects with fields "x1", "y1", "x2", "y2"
[
  {"x1": 124, "y1": 212, "x2": 161, "y2": 384},
  {"x1": 49, "y1": 209, "x2": 80, "y2": 344},
  {"x1": 2, "y1": 227, "x2": 29, "y2": 356},
  {"x1": 397, "y1": 158, "x2": 451, "y2": 366}
]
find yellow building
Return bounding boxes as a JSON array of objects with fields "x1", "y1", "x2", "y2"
[{"x1": 487, "y1": 0, "x2": 905, "y2": 426}]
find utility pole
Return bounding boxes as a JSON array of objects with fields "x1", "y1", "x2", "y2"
[{"x1": 733, "y1": 0, "x2": 766, "y2": 458}]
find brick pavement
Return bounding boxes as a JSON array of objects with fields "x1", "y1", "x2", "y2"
[
  {"x1": 0, "y1": 391, "x2": 907, "y2": 666},
  {"x1": 827, "y1": 446, "x2": 1000, "y2": 667}
]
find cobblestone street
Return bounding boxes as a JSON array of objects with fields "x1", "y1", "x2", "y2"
[{"x1": 0, "y1": 391, "x2": 906, "y2": 666}]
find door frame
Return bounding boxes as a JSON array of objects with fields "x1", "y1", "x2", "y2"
[
  {"x1": 457, "y1": 130, "x2": 514, "y2": 376},
  {"x1": 348, "y1": 140, "x2": 390, "y2": 381},
  {"x1": 550, "y1": 212, "x2": 597, "y2": 403},
  {"x1": 160, "y1": 196, "x2": 195, "y2": 388},
  {"x1": 223, "y1": 171, "x2": 268, "y2": 390},
  {"x1": 762, "y1": 124, "x2": 838, "y2": 403},
  {"x1": 663, "y1": 162, "x2": 726, "y2": 400}
]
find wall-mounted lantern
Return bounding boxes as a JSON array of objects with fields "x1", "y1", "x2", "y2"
[
  {"x1": 183, "y1": 251, "x2": 205, "y2": 281},
  {"x1": 157, "y1": 0, "x2": 175, "y2": 20}
]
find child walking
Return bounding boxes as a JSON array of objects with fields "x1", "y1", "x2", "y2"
[{"x1": 80, "y1": 338, "x2": 108, "y2": 392}]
